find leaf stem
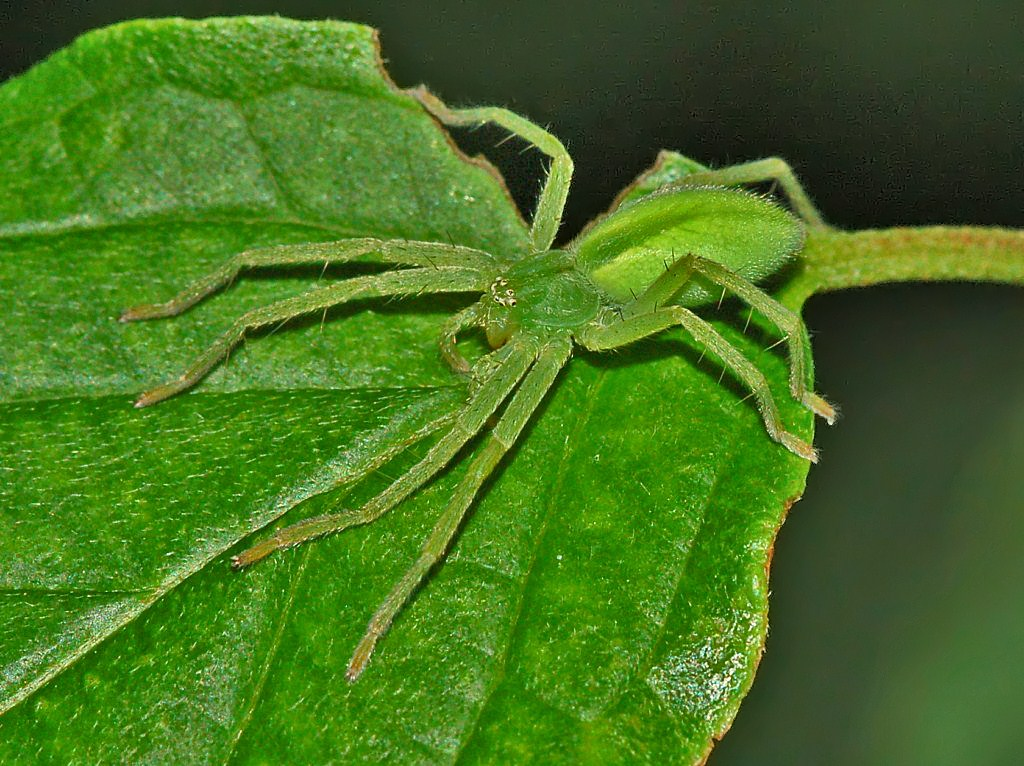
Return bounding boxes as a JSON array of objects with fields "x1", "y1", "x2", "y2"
[{"x1": 782, "y1": 226, "x2": 1024, "y2": 305}]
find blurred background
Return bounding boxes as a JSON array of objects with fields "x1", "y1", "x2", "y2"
[{"x1": 2, "y1": 2, "x2": 1022, "y2": 763}]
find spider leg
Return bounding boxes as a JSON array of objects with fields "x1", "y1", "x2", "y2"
[
  {"x1": 687, "y1": 256, "x2": 835, "y2": 423},
  {"x1": 578, "y1": 307, "x2": 818, "y2": 462},
  {"x1": 678, "y1": 157, "x2": 827, "y2": 230},
  {"x1": 133, "y1": 266, "x2": 486, "y2": 407},
  {"x1": 121, "y1": 238, "x2": 498, "y2": 321},
  {"x1": 229, "y1": 405, "x2": 461, "y2": 548},
  {"x1": 346, "y1": 334, "x2": 572, "y2": 681},
  {"x1": 617, "y1": 253, "x2": 834, "y2": 423},
  {"x1": 439, "y1": 301, "x2": 485, "y2": 375},
  {"x1": 409, "y1": 86, "x2": 572, "y2": 252},
  {"x1": 619, "y1": 252, "x2": 696, "y2": 319},
  {"x1": 231, "y1": 336, "x2": 542, "y2": 568}
]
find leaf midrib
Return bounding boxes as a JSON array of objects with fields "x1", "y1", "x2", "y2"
[
  {"x1": 0, "y1": 214, "x2": 366, "y2": 243},
  {"x1": 450, "y1": 365, "x2": 608, "y2": 763},
  {"x1": 0, "y1": 387, "x2": 460, "y2": 715},
  {"x1": 224, "y1": 545, "x2": 314, "y2": 764}
]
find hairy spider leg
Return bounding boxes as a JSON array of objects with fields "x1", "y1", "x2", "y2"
[
  {"x1": 346, "y1": 335, "x2": 573, "y2": 681},
  {"x1": 685, "y1": 255, "x2": 836, "y2": 422},
  {"x1": 439, "y1": 301, "x2": 486, "y2": 374},
  {"x1": 409, "y1": 86, "x2": 573, "y2": 252},
  {"x1": 132, "y1": 266, "x2": 487, "y2": 407},
  {"x1": 232, "y1": 338, "x2": 541, "y2": 568},
  {"x1": 618, "y1": 251, "x2": 697, "y2": 320},
  {"x1": 578, "y1": 307, "x2": 817, "y2": 462},
  {"x1": 234, "y1": 403, "x2": 462, "y2": 548},
  {"x1": 622, "y1": 253, "x2": 834, "y2": 423},
  {"x1": 678, "y1": 157, "x2": 827, "y2": 230},
  {"x1": 120, "y1": 238, "x2": 498, "y2": 321}
]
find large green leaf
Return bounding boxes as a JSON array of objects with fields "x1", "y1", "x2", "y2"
[{"x1": 0, "y1": 18, "x2": 813, "y2": 763}]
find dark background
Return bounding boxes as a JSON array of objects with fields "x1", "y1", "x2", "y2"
[{"x1": 3, "y1": 2, "x2": 1023, "y2": 763}]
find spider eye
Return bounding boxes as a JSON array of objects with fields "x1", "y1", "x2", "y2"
[{"x1": 489, "y1": 277, "x2": 518, "y2": 308}]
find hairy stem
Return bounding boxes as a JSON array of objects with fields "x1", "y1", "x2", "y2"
[{"x1": 782, "y1": 226, "x2": 1024, "y2": 305}]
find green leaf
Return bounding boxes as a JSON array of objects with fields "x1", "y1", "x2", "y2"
[
  {"x1": 605, "y1": 150, "x2": 711, "y2": 210},
  {"x1": 0, "y1": 18, "x2": 813, "y2": 764}
]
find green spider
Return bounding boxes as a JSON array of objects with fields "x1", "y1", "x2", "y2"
[{"x1": 122, "y1": 87, "x2": 835, "y2": 680}]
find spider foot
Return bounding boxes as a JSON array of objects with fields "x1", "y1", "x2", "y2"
[
  {"x1": 120, "y1": 302, "x2": 179, "y2": 322},
  {"x1": 133, "y1": 380, "x2": 186, "y2": 408},
  {"x1": 231, "y1": 511, "x2": 362, "y2": 569},
  {"x1": 346, "y1": 633, "x2": 377, "y2": 682},
  {"x1": 231, "y1": 537, "x2": 282, "y2": 569},
  {"x1": 801, "y1": 391, "x2": 837, "y2": 425},
  {"x1": 232, "y1": 540, "x2": 276, "y2": 573},
  {"x1": 779, "y1": 431, "x2": 819, "y2": 463}
]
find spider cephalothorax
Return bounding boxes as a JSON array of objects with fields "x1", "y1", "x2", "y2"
[{"x1": 122, "y1": 86, "x2": 834, "y2": 679}]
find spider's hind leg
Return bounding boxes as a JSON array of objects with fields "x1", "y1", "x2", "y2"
[
  {"x1": 678, "y1": 157, "x2": 827, "y2": 230},
  {"x1": 687, "y1": 255, "x2": 835, "y2": 424},
  {"x1": 616, "y1": 253, "x2": 834, "y2": 424},
  {"x1": 578, "y1": 306, "x2": 818, "y2": 462}
]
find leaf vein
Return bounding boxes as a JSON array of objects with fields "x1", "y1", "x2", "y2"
[
  {"x1": 224, "y1": 548, "x2": 313, "y2": 764},
  {"x1": 637, "y1": 433, "x2": 738, "y2": 700},
  {"x1": 451, "y1": 369, "x2": 609, "y2": 762}
]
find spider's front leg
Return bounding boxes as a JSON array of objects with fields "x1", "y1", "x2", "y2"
[
  {"x1": 120, "y1": 238, "x2": 498, "y2": 321},
  {"x1": 132, "y1": 266, "x2": 486, "y2": 407},
  {"x1": 409, "y1": 86, "x2": 573, "y2": 252},
  {"x1": 678, "y1": 157, "x2": 827, "y2": 230}
]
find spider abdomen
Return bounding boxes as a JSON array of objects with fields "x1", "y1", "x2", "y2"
[{"x1": 571, "y1": 186, "x2": 804, "y2": 307}]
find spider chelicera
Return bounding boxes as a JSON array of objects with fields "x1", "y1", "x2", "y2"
[{"x1": 122, "y1": 86, "x2": 835, "y2": 680}]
